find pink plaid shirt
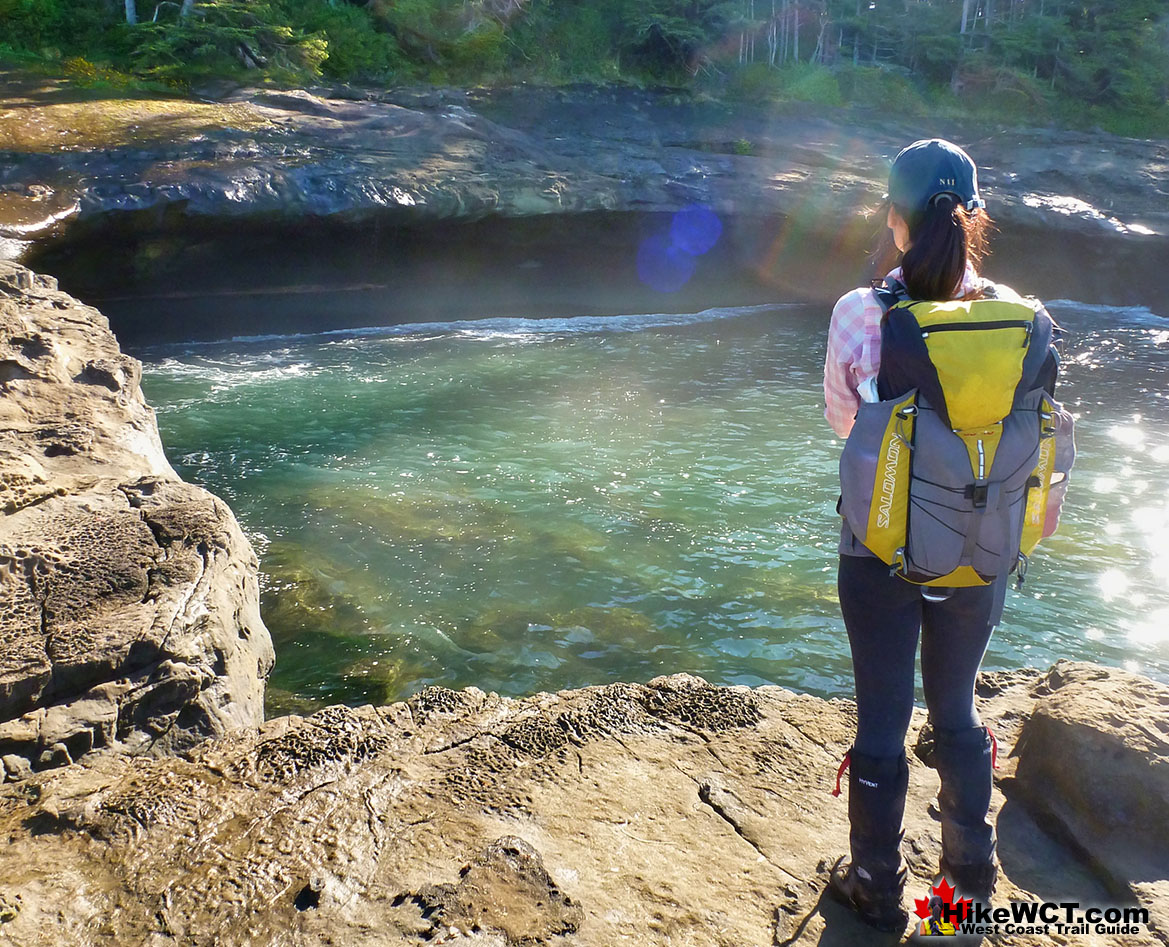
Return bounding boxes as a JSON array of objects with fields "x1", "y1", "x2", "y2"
[{"x1": 823, "y1": 265, "x2": 982, "y2": 437}]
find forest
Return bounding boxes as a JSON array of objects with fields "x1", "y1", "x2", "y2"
[{"x1": 2, "y1": 0, "x2": 1167, "y2": 134}]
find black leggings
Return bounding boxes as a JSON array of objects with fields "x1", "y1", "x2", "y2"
[{"x1": 838, "y1": 553, "x2": 1006, "y2": 759}]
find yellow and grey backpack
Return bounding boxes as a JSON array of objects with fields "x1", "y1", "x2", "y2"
[{"x1": 839, "y1": 278, "x2": 1074, "y2": 588}]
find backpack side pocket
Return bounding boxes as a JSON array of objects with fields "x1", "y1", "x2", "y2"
[
  {"x1": 839, "y1": 391, "x2": 918, "y2": 567},
  {"x1": 1021, "y1": 394, "x2": 1076, "y2": 555}
]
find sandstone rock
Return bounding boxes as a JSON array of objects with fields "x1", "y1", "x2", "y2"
[
  {"x1": 1007, "y1": 662, "x2": 1169, "y2": 903},
  {"x1": 0, "y1": 261, "x2": 274, "y2": 774},
  {"x1": 1, "y1": 753, "x2": 31, "y2": 781},
  {"x1": 406, "y1": 835, "x2": 584, "y2": 943},
  {"x1": 0, "y1": 667, "x2": 1162, "y2": 945}
]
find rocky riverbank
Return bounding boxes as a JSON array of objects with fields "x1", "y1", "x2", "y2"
[
  {"x1": 0, "y1": 261, "x2": 1167, "y2": 945},
  {"x1": 3, "y1": 79, "x2": 1166, "y2": 239},
  {"x1": 3, "y1": 78, "x2": 1168, "y2": 341}
]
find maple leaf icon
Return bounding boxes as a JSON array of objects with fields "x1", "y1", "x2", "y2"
[{"x1": 914, "y1": 877, "x2": 973, "y2": 922}]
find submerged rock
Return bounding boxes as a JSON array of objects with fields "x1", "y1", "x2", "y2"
[{"x1": 0, "y1": 261, "x2": 273, "y2": 773}]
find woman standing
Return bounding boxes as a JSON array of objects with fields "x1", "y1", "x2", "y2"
[{"x1": 822, "y1": 139, "x2": 1063, "y2": 933}]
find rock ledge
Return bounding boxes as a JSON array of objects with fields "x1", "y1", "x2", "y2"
[{"x1": 0, "y1": 663, "x2": 1165, "y2": 945}]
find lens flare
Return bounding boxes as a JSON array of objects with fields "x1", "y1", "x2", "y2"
[
  {"x1": 670, "y1": 204, "x2": 723, "y2": 256},
  {"x1": 636, "y1": 234, "x2": 697, "y2": 293},
  {"x1": 636, "y1": 204, "x2": 723, "y2": 293}
]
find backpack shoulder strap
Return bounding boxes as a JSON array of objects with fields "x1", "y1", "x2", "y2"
[
  {"x1": 975, "y1": 277, "x2": 1000, "y2": 300},
  {"x1": 870, "y1": 276, "x2": 910, "y2": 314}
]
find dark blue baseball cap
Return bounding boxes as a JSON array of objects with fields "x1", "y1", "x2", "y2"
[{"x1": 886, "y1": 138, "x2": 985, "y2": 213}]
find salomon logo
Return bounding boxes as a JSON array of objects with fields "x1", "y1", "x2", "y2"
[
  {"x1": 877, "y1": 434, "x2": 902, "y2": 528},
  {"x1": 1029, "y1": 438, "x2": 1051, "y2": 525}
]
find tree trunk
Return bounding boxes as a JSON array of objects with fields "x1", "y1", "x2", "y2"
[
  {"x1": 961, "y1": 0, "x2": 972, "y2": 34},
  {"x1": 125, "y1": 0, "x2": 137, "y2": 23},
  {"x1": 179, "y1": 0, "x2": 195, "y2": 19},
  {"x1": 768, "y1": 0, "x2": 778, "y2": 66},
  {"x1": 779, "y1": 0, "x2": 787, "y2": 64},
  {"x1": 812, "y1": 19, "x2": 828, "y2": 64},
  {"x1": 792, "y1": 0, "x2": 798, "y2": 62},
  {"x1": 238, "y1": 41, "x2": 265, "y2": 69}
]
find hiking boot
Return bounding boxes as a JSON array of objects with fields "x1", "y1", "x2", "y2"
[
  {"x1": 939, "y1": 854, "x2": 998, "y2": 905},
  {"x1": 828, "y1": 749, "x2": 910, "y2": 934},
  {"x1": 829, "y1": 858, "x2": 909, "y2": 933},
  {"x1": 933, "y1": 726, "x2": 997, "y2": 903}
]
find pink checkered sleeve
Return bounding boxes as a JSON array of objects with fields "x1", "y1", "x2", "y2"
[{"x1": 823, "y1": 286, "x2": 884, "y2": 438}]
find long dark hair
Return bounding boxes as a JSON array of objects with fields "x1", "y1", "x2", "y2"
[{"x1": 897, "y1": 197, "x2": 993, "y2": 300}]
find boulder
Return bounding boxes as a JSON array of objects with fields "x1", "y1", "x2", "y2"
[
  {"x1": 0, "y1": 261, "x2": 273, "y2": 773},
  {"x1": 1006, "y1": 662, "x2": 1169, "y2": 917}
]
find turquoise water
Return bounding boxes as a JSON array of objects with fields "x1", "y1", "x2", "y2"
[{"x1": 139, "y1": 301, "x2": 1169, "y2": 714}]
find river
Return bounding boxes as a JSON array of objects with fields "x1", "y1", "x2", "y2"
[{"x1": 136, "y1": 296, "x2": 1169, "y2": 715}]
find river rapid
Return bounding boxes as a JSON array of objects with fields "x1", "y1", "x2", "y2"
[{"x1": 138, "y1": 299, "x2": 1169, "y2": 715}]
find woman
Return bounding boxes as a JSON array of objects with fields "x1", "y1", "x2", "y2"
[{"x1": 822, "y1": 139, "x2": 1062, "y2": 933}]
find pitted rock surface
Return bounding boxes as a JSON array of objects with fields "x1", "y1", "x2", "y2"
[
  {"x1": 0, "y1": 664, "x2": 1164, "y2": 945},
  {"x1": 403, "y1": 836, "x2": 583, "y2": 944},
  {"x1": 0, "y1": 261, "x2": 273, "y2": 774}
]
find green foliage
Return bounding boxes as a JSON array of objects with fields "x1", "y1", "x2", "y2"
[
  {"x1": 284, "y1": 0, "x2": 404, "y2": 79},
  {"x1": 781, "y1": 62, "x2": 841, "y2": 107},
  {"x1": 447, "y1": 21, "x2": 506, "y2": 76},
  {"x1": 835, "y1": 65, "x2": 928, "y2": 115},
  {"x1": 507, "y1": 1, "x2": 622, "y2": 81},
  {"x1": 125, "y1": 1, "x2": 327, "y2": 81},
  {"x1": 725, "y1": 62, "x2": 781, "y2": 100},
  {"x1": 623, "y1": 1, "x2": 733, "y2": 79},
  {"x1": 61, "y1": 55, "x2": 143, "y2": 89},
  {"x1": 1055, "y1": 101, "x2": 1169, "y2": 139},
  {"x1": 0, "y1": 0, "x2": 1165, "y2": 137},
  {"x1": 0, "y1": 0, "x2": 78, "y2": 50},
  {"x1": 953, "y1": 60, "x2": 1054, "y2": 122},
  {"x1": 0, "y1": 42, "x2": 44, "y2": 64}
]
